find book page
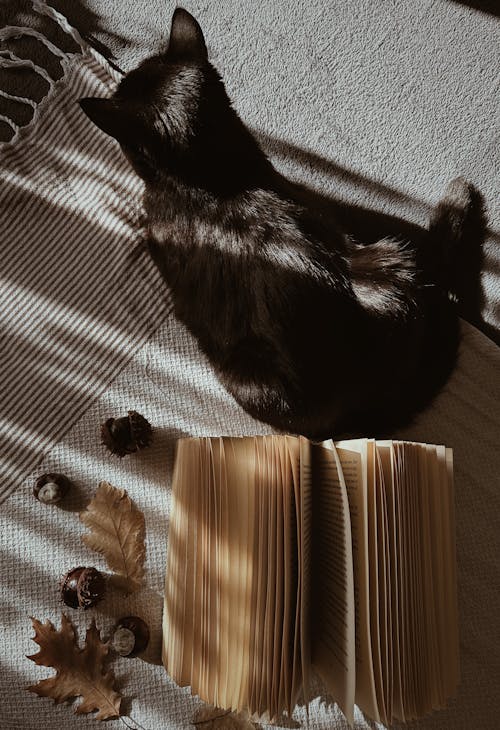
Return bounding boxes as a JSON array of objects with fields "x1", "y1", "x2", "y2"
[
  {"x1": 425, "y1": 441, "x2": 457, "y2": 714},
  {"x1": 377, "y1": 442, "x2": 398, "y2": 722},
  {"x1": 207, "y1": 440, "x2": 220, "y2": 704},
  {"x1": 429, "y1": 444, "x2": 447, "y2": 707},
  {"x1": 199, "y1": 438, "x2": 220, "y2": 702},
  {"x1": 205, "y1": 438, "x2": 218, "y2": 701},
  {"x1": 217, "y1": 438, "x2": 230, "y2": 708},
  {"x1": 311, "y1": 440, "x2": 355, "y2": 727},
  {"x1": 299, "y1": 436, "x2": 312, "y2": 708},
  {"x1": 446, "y1": 448, "x2": 459, "y2": 695},
  {"x1": 336, "y1": 439, "x2": 380, "y2": 722},
  {"x1": 402, "y1": 443, "x2": 418, "y2": 719},
  {"x1": 365, "y1": 440, "x2": 386, "y2": 723},
  {"x1": 199, "y1": 439, "x2": 210, "y2": 700},
  {"x1": 393, "y1": 441, "x2": 411, "y2": 722},
  {"x1": 406, "y1": 443, "x2": 427, "y2": 718},
  {"x1": 426, "y1": 445, "x2": 441, "y2": 697},
  {"x1": 189, "y1": 439, "x2": 205, "y2": 697},
  {"x1": 374, "y1": 447, "x2": 390, "y2": 724},
  {"x1": 262, "y1": 436, "x2": 278, "y2": 719},
  {"x1": 277, "y1": 436, "x2": 296, "y2": 716},
  {"x1": 281, "y1": 437, "x2": 300, "y2": 716},
  {"x1": 247, "y1": 438, "x2": 259, "y2": 711},
  {"x1": 224, "y1": 438, "x2": 248, "y2": 710},
  {"x1": 251, "y1": 437, "x2": 269, "y2": 715},
  {"x1": 178, "y1": 440, "x2": 197, "y2": 687},
  {"x1": 439, "y1": 446, "x2": 460, "y2": 699},
  {"x1": 271, "y1": 437, "x2": 286, "y2": 719},
  {"x1": 420, "y1": 444, "x2": 441, "y2": 711},
  {"x1": 238, "y1": 437, "x2": 255, "y2": 711},
  {"x1": 163, "y1": 438, "x2": 191, "y2": 682},
  {"x1": 286, "y1": 436, "x2": 304, "y2": 709},
  {"x1": 256, "y1": 436, "x2": 277, "y2": 716},
  {"x1": 413, "y1": 443, "x2": 436, "y2": 715}
]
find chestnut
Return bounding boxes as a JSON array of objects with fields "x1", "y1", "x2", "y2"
[
  {"x1": 61, "y1": 566, "x2": 105, "y2": 609},
  {"x1": 101, "y1": 411, "x2": 153, "y2": 457},
  {"x1": 111, "y1": 616, "x2": 150, "y2": 657},
  {"x1": 34, "y1": 473, "x2": 72, "y2": 504}
]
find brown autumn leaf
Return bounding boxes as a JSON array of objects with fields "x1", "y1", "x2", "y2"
[
  {"x1": 27, "y1": 613, "x2": 121, "y2": 720},
  {"x1": 80, "y1": 480, "x2": 146, "y2": 593},
  {"x1": 192, "y1": 704, "x2": 262, "y2": 729}
]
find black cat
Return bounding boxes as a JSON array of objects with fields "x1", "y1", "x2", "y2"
[{"x1": 80, "y1": 8, "x2": 480, "y2": 439}]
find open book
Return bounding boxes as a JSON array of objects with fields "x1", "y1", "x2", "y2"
[{"x1": 162, "y1": 436, "x2": 459, "y2": 726}]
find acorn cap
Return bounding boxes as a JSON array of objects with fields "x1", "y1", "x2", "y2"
[
  {"x1": 33, "y1": 473, "x2": 72, "y2": 504},
  {"x1": 101, "y1": 410, "x2": 153, "y2": 457}
]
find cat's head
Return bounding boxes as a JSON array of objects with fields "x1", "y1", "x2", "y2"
[{"x1": 79, "y1": 8, "x2": 239, "y2": 186}]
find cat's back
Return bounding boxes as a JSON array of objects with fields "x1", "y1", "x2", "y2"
[{"x1": 145, "y1": 177, "x2": 347, "y2": 286}]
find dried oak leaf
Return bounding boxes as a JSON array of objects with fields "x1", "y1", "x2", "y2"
[
  {"x1": 192, "y1": 705, "x2": 261, "y2": 729},
  {"x1": 80, "y1": 480, "x2": 146, "y2": 593},
  {"x1": 27, "y1": 613, "x2": 121, "y2": 720}
]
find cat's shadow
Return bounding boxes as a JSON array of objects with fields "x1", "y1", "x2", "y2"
[{"x1": 453, "y1": 0, "x2": 500, "y2": 17}]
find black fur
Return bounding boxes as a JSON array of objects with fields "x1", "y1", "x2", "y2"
[{"x1": 80, "y1": 8, "x2": 481, "y2": 439}]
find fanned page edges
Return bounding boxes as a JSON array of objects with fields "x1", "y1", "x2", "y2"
[
  {"x1": 163, "y1": 436, "x2": 304, "y2": 720},
  {"x1": 162, "y1": 436, "x2": 459, "y2": 726}
]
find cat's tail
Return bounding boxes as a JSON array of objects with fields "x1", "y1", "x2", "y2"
[{"x1": 427, "y1": 177, "x2": 486, "y2": 313}]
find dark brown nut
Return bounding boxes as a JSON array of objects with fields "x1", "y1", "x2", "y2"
[
  {"x1": 101, "y1": 410, "x2": 153, "y2": 457},
  {"x1": 112, "y1": 616, "x2": 150, "y2": 657},
  {"x1": 33, "y1": 473, "x2": 72, "y2": 504},
  {"x1": 61, "y1": 566, "x2": 106, "y2": 609}
]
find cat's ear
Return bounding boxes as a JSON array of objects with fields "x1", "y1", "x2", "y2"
[
  {"x1": 79, "y1": 97, "x2": 148, "y2": 146},
  {"x1": 166, "y1": 7, "x2": 207, "y2": 62}
]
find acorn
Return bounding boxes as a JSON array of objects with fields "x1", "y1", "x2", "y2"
[
  {"x1": 101, "y1": 410, "x2": 153, "y2": 457},
  {"x1": 111, "y1": 616, "x2": 150, "y2": 657},
  {"x1": 33, "y1": 473, "x2": 72, "y2": 504},
  {"x1": 61, "y1": 566, "x2": 106, "y2": 609}
]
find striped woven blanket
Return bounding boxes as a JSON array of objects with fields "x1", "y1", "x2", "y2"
[{"x1": 0, "y1": 1, "x2": 168, "y2": 501}]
